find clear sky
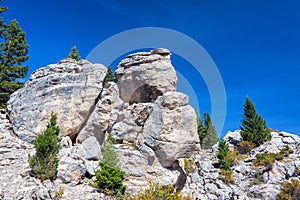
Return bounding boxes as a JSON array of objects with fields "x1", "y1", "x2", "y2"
[{"x1": 3, "y1": 0, "x2": 300, "y2": 136}]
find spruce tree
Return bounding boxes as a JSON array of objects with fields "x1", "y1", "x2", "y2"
[
  {"x1": 103, "y1": 66, "x2": 114, "y2": 83},
  {"x1": 202, "y1": 112, "x2": 218, "y2": 149},
  {"x1": 240, "y1": 97, "x2": 271, "y2": 146},
  {"x1": 28, "y1": 113, "x2": 61, "y2": 180},
  {"x1": 68, "y1": 45, "x2": 80, "y2": 61},
  {"x1": 0, "y1": 17, "x2": 29, "y2": 108},
  {"x1": 195, "y1": 109, "x2": 205, "y2": 146},
  {"x1": 95, "y1": 135, "x2": 126, "y2": 195}
]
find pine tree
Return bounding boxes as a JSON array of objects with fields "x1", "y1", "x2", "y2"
[
  {"x1": 28, "y1": 113, "x2": 61, "y2": 180},
  {"x1": 195, "y1": 109, "x2": 205, "y2": 146},
  {"x1": 95, "y1": 135, "x2": 126, "y2": 195},
  {"x1": 103, "y1": 66, "x2": 114, "y2": 83},
  {"x1": 0, "y1": 18, "x2": 29, "y2": 108},
  {"x1": 68, "y1": 45, "x2": 80, "y2": 61},
  {"x1": 202, "y1": 112, "x2": 218, "y2": 149},
  {"x1": 240, "y1": 97, "x2": 271, "y2": 146},
  {"x1": 217, "y1": 139, "x2": 234, "y2": 170}
]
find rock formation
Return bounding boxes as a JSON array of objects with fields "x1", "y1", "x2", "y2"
[
  {"x1": 7, "y1": 58, "x2": 107, "y2": 142},
  {"x1": 1, "y1": 48, "x2": 300, "y2": 199}
]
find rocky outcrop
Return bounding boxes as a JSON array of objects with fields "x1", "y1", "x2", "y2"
[
  {"x1": 7, "y1": 58, "x2": 107, "y2": 142},
  {"x1": 115, "y1": 48, "x2": 177, "y2": 104},
  {"x1": 181, "y1": 130, "x2": 300, "y2": 199}
]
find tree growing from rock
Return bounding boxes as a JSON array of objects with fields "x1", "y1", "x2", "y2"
[
  {"x1": 103, "y1": 66, "x2": 114, "y2": 83},
  {"x1": 240, "y1": 97, "x2": 271, "y2": 146},
  {"x1": 0, "y1": 4, "x2": 29, "y2": 108},
  {"x1": 95, "y1": 135, "x2": 126, "y2": 195},
  {"x1": 68, "y1": 45, "x2": 80, "y2": 61},
  {"x1": 201, "y1": 112, "x2": 218, "y2": 149},
  {"x1": 195, "y1": 109, "x2": 205, "y2": 146},
  {"x1": 28, "y1": 113, "x2": 61, "y2": 180}
]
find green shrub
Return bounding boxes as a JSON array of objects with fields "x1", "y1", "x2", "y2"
[
  {"x1": 236, "y1": 140, "x2": 256, "y2": 154},
  {"x1": 277, "y1": 179, "x2": 300, "y2": 200},
  {"x1": 249, "y1": 172, "x2": 264, "y2": 186},
  {"x1": 94, "y1": 137, "x2": 126, "y2": 195},
  {"x1": 131, "y1": 182, "x2": 189, "y2": 200},
  {"x1": 104, "y1": 66, "x2": 114, "y2": 83},
  {"x1": 280, "y1": 145, "x2": 294, "y2": 157},
  {"x1": 219, "y1": 169, "x2": 235, "y2": 184},
  {"x1": 184, "y1": 158, "x2": 195, "y2": 174},
  {"x1": 28, "y1": 113, "x2": 61, "y2": 180},
  {"x1": 217, "y1": 139, "x2": 235, "y2": 170},
  {"x1": 253, "y1": 153, "x2": 283, "y2": 167},
  {"x1": 68, "y1": 45, "x2": 80, "y2": 61}
]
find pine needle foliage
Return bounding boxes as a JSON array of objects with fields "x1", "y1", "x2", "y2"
[
  {"x1": 28, "y1": 113, "x2": 61, "y2": 180},
  {"x1": 68, "y1": 45, "x2": 80, "y2": 61},
  {"x1": 240, "y1": 97, "x2": 271, "y2": 146},
  {"x1": 95, "y1": 136, "x2": 126, "y2": 195}
]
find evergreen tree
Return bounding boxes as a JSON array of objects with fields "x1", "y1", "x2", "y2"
[
  {"x1": 68, "y1": 45, "x2": 80, "y2": 61},
  {"x1": 217, "y1": 139, "x2": 234, "y2": 170},
  {"x1": 240, "y1": 97, "x2": 271, "y2": 146},
  {"x1": 95, "y1": 135, "x2": 126, "y2": 195},
  {"x1": 202, "y1": 112, "x2": 218, "y2": 149},
  {"x1": 103, "y1": 66, "x2": 114, "y2": 83},
  {"x1": 28, "y1": 113, "x2": 61, "y2": 180},
  {"x1": 0, "y1": 18, "x2": 29, "y2": 108},
  {"x1": 195, "y1": 109, "x2": 205, "y2": 146}
]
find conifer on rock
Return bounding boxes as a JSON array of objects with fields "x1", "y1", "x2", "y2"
[
  {"x1": 240, "y1": 97, "x2": 271, "y2": 146},
  {"x1": 28, "y1": 113, "x2": 61, "y2": 180},
  {"x1": 68, "y1": 45, "x2": 80, "y2": 61},
  {"x1": 104, "y1": 66, "x2": 114, "y2": 83},
  {"x1": 195, "y1": 109, "x2": 205, "y2": 146},
  {"x1": 95, "y1": 135, "x2": 126, "y2": 195},
  {"x1": 201, "y1": 112, "x2": 218, "y2": 149},
  {"x1": 0, "y1": 12, "x2": 29, "y2": 108}
]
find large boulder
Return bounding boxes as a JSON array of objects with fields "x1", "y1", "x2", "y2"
[
  {"x1": 115, "y1": 48, "x2": 177, "y2": 104},
  {"x1": 7, "y1": 59, "x2": 107, "y2": 142}
]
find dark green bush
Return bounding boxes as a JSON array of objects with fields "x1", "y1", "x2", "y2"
[
  {"x1": 277, "y1": 179, "x2": 300, "y2": 200},
  {"x1": 104, "y1": 66, "x2": 114, "y2": 83},
  {"x1": 94, "y1": 137, "x2": 126, "y2": 195},
  {"x1": 28, "y1": 113, "x2": 61, "y2": 180}
]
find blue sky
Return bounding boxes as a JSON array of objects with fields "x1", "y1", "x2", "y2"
[{"x1": 3, "y1": 0, "x2": 300, "y2": 136}]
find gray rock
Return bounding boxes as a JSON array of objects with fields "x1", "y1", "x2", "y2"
[
  {"x1": 205, "y1": 183, "x2": 218, "y2": 195},
  {"x1": 76, "y1": 136, "x2": 102, "y2": 160},
  {"x1": 57, "y1": 156, "x2": 86, "y2": 184},
  {"x1": 142, "y1": 92, "x2": 200, "y2": 167},
  {"x1": 76, "y1": 82, "x2": 123, "y2": 144},
  {"x1": 7, "y1": 59, "x2": 107, "y2": 141},
  {"x1": 85, "y1": 160, "x2": 100, "y2": 176},
  {"x1": 115, "y1": 48, "x2": 177, "y2": 103}
]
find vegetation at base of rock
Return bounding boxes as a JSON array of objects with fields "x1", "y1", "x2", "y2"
[
  {"x1": 0, "y1": 2, "x2": 29, "y2": 109},
  {"x1": 94, "y1": 135, "x2": 126, "y2": 195},
  {"x1": 253, "y1": 152, "x2": 283, "y2": 167},
  {"x1": 131, "y1": 182, "x2": 189, "y2": 200},
  {"x1": 104, "y1": 66, "x2": 114, "y2": 83},
  {"x1": 184, "y1": 157, "x2": 195, "y2": 174},
  {"x1": 54, "y1": 186, "x2": 64, "y2": 200},
  {"x1": 249, "y1": 172, "x2": 264, "y2": 186},
  {"x1": 197, "y1": 112, "x2": 218, "y2": 149},
  {"x1": 236, "y1": 140, "x2": 256, "y2": 154},
  {"x1": 240, "y1": 97, "x2": 272, "y2": 147},
  {"x1": 28, "y1": 113, "x2": 61, "y2": 180},
  {"x1": 68, "y1": 45, "x2": 80, "y2": 61},
  {"x1": 219, "y1": 169, "x2": 235, "y2": 184},
  {"x1": 277, "y1": 179, "x2": 300, "y2": 200},
  {"x1": 280, "y1": 145, "x2": 294, "y2": 157}
]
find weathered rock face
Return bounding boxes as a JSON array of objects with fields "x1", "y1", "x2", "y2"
[
  {"x1": 115, "y1": 48, "x2": 177, "y2": 104},
  {"x1": 7, "y1": 59, "x2": 107, "y2": 142}
]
